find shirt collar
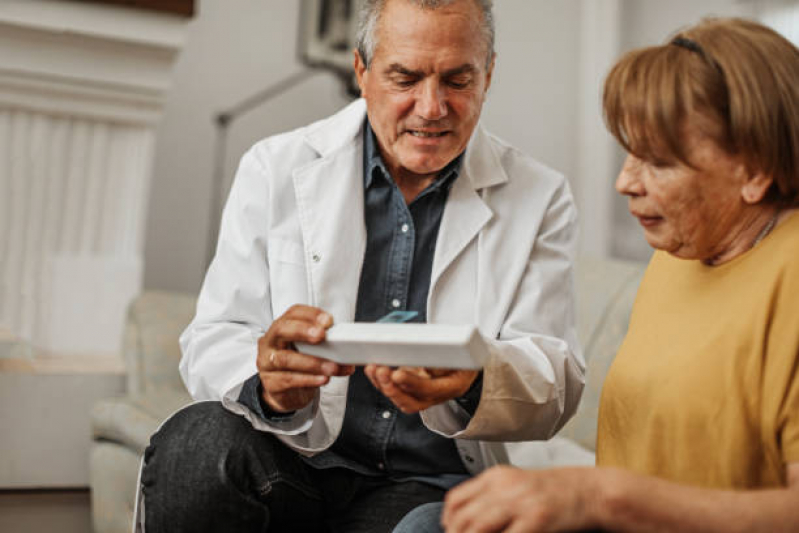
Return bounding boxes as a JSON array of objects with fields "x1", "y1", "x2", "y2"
[{"x1": 363, "y1": 119, "x2": 462, "y2": 193}]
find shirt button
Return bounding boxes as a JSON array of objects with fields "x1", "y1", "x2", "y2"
[
  {"x1": 391, "y1": 299, "x2": 401, "y2": 308},
  {"x1": 312, "y1": 253, "x2": 321, "y2": 263},
  {"x1": 382, "y1": 410, "x2": 392, "y2": 419},
  {"x1": 401, "y1": 223, "x2": 409, "y2": 233}
]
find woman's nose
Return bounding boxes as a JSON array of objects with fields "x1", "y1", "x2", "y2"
[{"x1": 615, "y1": 156, "x2": 645, "y2": 196}]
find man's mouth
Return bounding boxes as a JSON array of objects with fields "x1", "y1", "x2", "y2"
[{"x1": 408, "y1": 130, "x2": 448, "y2": 138}]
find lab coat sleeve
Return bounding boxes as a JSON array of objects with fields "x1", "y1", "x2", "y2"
[
  {"x1": 178, "y1": 146, "x2": 317, "y2": 435},
  {"x1": 422, "y1": 178, "x2": 585, "y2": 441}
]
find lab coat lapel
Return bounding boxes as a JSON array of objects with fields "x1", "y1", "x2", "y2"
[
  {"x1": 430, "y1": 126, "x2": 505, "y2": 300},
  {"x1": 292, "y1": 127, "x2": 367, "y2": 325}
]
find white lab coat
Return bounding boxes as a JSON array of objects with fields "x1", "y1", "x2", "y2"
[{"x1": 179, "y1": 98, "x2": 584, "y2": 473}]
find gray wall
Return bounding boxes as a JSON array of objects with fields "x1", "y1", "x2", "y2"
[{"x1": 143, "y1": 0, "x2": 754, "y2": 293}]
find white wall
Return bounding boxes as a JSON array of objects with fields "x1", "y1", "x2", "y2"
[
  {"x1": 144, "y1": 0, "x2": 585, "y2": 293},
  {"x1": 484, "y1": 1, "x2": 581, "y2": 181},
  {"x1": 143, "y1": 0, "x2": 351, "y2": 293},
  {"x1": 610, "y1": 0, "x2": 756, "y2": 260},
  {"x1": 143, "y1": 0, "x2": 763, "y2": 292}
]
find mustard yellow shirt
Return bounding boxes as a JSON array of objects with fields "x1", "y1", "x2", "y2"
[{"x1": 597, "y1": 212, "x2": 799, "y2": 489}]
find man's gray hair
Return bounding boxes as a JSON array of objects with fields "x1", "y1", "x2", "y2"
[{"x1": 356, "y1": 0, "x2": 495, "y2": 70}]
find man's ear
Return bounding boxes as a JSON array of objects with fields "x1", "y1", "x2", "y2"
[
  {"x1": 740, "y1": 166, "x2": 774, "y2": 204},
  {"x1": 353, "y1": 49, "x2": 368, "y2": 97},
  {"x1": 483, "y1": 53, "x2": 496, "y2": 95}
]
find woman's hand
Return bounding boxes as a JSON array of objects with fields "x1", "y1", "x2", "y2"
[{"x1": 442, "y1": 465, "x2": 604, "y2": 532}]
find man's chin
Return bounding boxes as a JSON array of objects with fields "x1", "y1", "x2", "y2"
[
  {"x1": 396, "y1": 151, "x2": 459, "y2": 176},
  {"x1": 398, "y1": 160, "x2": 450, "y2": 178}
]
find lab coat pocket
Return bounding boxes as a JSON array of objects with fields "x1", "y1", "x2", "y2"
[{"x1": 267, "y1": 237, "x2": 310, "y2": 316}]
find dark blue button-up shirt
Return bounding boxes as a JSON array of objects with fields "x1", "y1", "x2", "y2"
[{"x1": 240, "y1": 120, "x2": 482, "y2": 488}]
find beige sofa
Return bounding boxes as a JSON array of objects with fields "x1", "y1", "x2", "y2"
[{"x1": 88, "y1": 256, "x2": 646, "y2": 533}]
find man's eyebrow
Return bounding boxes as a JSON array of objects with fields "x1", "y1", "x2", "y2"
[
  {"x1": 385, "y1": 63, "x2": 424, "y2": 77},
  {"x1": 383, "y1": 63, "x2": 477, "y2": 77},
  {"x1": 442, "y1": 64, "x2": 477, "y2": 77}
]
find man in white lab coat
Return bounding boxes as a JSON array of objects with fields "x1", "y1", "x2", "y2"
[{"x1": 140, "y1": 0, "x2": 584, "y2": 531}]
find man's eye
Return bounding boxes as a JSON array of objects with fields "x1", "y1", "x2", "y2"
[
  {"x1": 393, "y1": 77, "x2": 417, "y2": 87},
  {"x1": 446, "y1": 78, "x2": 471, "y2": 89}
]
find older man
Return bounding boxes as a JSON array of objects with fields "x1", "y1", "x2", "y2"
[{"x1": 140, "y1": 0, "x2": 584, "y2": 532}]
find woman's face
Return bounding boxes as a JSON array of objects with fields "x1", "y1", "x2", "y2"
[{"x1": 615, "y1": 127, "x2": 757, "y2": 262}]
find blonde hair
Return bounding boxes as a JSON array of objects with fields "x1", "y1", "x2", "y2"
[{"x1": 603, "y1": 18, "x2": 799, "y2": 205}]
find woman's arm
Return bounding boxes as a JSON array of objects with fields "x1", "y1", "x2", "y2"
[{"x1": 441, "y1": 463, "x2": 799, "y2": 533}]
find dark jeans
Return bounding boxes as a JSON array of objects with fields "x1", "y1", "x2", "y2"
[{"x1": 141, "y1": 402, "x2": 446, "y2": 533}]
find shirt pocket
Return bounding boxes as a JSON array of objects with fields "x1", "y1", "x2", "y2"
[{"x1": 267, "y1": 236, "x2": 306, "y2": 266}]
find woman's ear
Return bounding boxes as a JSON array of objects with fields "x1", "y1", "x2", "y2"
[{"x1": 740, "y1": 165, "x2": 773, "y2": 205}]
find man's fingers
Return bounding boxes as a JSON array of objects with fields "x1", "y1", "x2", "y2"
[
  {"x1": 281, "y1": 304, "x2": 334, "y2": 326},
  {"x1": 260, "y1": 370, "x2": 328, "y2": 393},
  {"x1": 261, "y1": 306, "x2": 334, "y2": 349},
  {"x1": 391, "y1": 368, "x2": 439, "y2": 396},
  {"x1": 260, "y1": 348, "x2": 348, "y2": 377},
  {"x1": 394, "y1": 368, "x2": 478, "y2": 401},
  {"x1": 364, "y1": 365, "x2": 430, "y2": 413},
  {"x1": 366, "y1": 365, "x2": 480, "y2": 413},
  {"x1": 266, "y1": 318, "x2": 328, "y2": 347},
  {"x1": 364, "y1": 364, "x2": 381, "y2": 389}
]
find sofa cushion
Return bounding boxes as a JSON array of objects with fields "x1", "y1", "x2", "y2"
[
  {"x1": 123, "y1": 291, "x2": 196, "y2": 396},
  {"x1": 559, "y1": 257, "x2": 646, "y2": 451}
]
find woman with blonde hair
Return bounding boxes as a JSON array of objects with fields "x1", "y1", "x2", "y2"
[{"x1": 396, "y1": 17, "x2": 799, "y2": 533}]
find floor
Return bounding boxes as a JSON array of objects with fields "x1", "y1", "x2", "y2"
[{"x1": 0, "y1": 489, "x2": 93, "y2": 533}]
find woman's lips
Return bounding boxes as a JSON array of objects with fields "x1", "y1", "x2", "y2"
[{"x1": 634, "y1": 213, "x2": 664, "y2": 227}]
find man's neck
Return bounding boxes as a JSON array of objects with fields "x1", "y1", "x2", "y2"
[
  {"x1": 364, "y1": 119, "x2": 460, "y2": 204},
  {"x1": 391, "y1": 170, "x2": 439, "y2": 204}
]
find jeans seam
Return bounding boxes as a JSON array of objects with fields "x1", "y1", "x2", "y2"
[{"x1": 258, "y1": 472, "x2": 322, "y2": 501}]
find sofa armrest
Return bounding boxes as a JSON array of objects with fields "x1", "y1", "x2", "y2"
[
  {"x1": 91, "y1": 390, "x2": 192, "y2": 454},
  {"x1": 507, "y1": 437, "x2": 595, "y2": 470}
]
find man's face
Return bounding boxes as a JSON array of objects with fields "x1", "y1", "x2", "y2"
[{"x1": 354, "y1": 0, "x2": 494, "y2": 182}]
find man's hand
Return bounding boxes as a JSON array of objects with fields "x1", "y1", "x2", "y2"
[
  {"x1": 441, "y1": 465, "x2": 602, "y2": 532},
  {"x1": 257, "y1": 305, "x2": 354, "y2": 413},
  {"x1": 363, "y1": 365, "x2": 479, "y2": 414}
]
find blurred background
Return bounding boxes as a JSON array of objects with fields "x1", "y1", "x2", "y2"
[{"x1": 0, "y1": 0, "x2": 796, "y2": 531}]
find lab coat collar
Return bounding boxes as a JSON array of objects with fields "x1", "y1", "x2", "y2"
[
  {"x1": 295, "y1": 99, "x2": 506, "y2": 322},
  {"x1": 304, "y1": 99, "x2": 509, "y2": 193}
]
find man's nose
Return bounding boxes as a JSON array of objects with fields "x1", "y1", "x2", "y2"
[
  {"x1": 615, "y1": 156, "x2": 645, "y2": 196},
  {"x1": 417, "y1": 79, "x2": 447, "y2": 120}
]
